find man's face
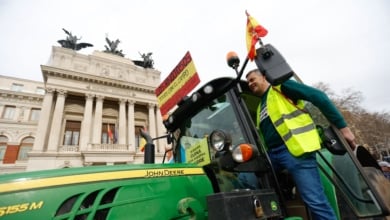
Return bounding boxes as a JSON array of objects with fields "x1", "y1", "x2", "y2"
[{"x1": 246, "y1": 71, "x2": 269, "y2": 96}]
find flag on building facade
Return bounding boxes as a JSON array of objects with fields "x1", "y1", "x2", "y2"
[
  {"x1": 246, "y1": 11, "x2": 268, "y2": 61},
  {"x1": 139, "y1": 126, "x2": 147, "y2": 152},
  {"x1": 107, "y1": 124, "x2": 114, "y2": 143}
]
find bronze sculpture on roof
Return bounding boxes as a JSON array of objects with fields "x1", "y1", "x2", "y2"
[
  {"x1": 133, "y1": 52, "x2": 154, "y2": 68},
  {"x1": 103, "y1": 36, "x2": 125, "y2": 57},
  {"x1": 57, "y1": 28, "x2": 93, "y2": 51}
]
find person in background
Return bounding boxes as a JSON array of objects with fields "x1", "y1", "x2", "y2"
[
  {"x1": 379, "y1": 161, "x2": 390, "y2": 180},
  {"x1": 246, "y1": 69, "x2": 356, "y2": 220}
]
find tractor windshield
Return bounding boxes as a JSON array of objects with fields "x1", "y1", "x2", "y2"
[{"x1": 173, "y1": 94, "x2": 245, "y2": 164}]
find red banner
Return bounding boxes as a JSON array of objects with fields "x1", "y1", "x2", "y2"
[{"x1": 155, "y1": 51, "x2": 200, "y2": 116}]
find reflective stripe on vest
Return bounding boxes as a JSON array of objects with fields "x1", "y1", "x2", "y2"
[{"x1": 259, "y1": 85, "x2": 321, "y2": 156}]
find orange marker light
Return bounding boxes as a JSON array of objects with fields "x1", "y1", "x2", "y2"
[
  {"x1": 239, "y1": 143, "x2": 253, "y2": 161},
  {"x1": 226, "y1": 51, "x2": 238, "y2": 60},
  {"x1": 226, "y1": 51, "x2": 240, "y2": 69}
]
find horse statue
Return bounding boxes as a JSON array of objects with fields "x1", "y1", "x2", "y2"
[
  {"x1": 139, "y1": 52, "x2": 154, "y2": 68},
  {"x1": 104, "y1": 36, "x2": 124, "y2": 57},
  {"x1": 57, "y1": 28, "x2": 93, "y2": 51}
]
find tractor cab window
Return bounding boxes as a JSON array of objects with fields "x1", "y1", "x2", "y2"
[
  {"x1": 173, "y1": 94, "x2": 252, "y2": 192},
  {"x1": 176, "y1": 95, "x2": 245, "y2": 162}
]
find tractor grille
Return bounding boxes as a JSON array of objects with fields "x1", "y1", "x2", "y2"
[{"x1": 54, "y1": 187, "x2": 119, "y2": 220}]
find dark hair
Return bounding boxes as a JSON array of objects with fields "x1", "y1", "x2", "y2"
[{"x1": 245, "y1": 68, "x2": 264, "y2": 78}]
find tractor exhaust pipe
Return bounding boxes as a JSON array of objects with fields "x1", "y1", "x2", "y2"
[{"x1": 140, "y1": 128, "x2": 155, "y2": 164}]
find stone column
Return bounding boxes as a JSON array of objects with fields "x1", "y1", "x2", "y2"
[
  {"x1": 92, "y1": 95, "x2": 104, "y2": 144},
  {"x1": 0, "y1": 104, "x2": 4, "y2": 117},
  {"x1": 32, "y1": 88, "x2": 55, "y2": 151},
  {"x1": 148, "y1": 103, "x2": 157, "y2": 152},
  {"x1": 47, "y1": 90, "x2": 67, "y2": 151},
  {"x1": 127, "y1": 100, "x2": 135, "y2": 151},
  {"x1": 79, "y1": 94, "x2": 94, "y2": 151},
  {"x1": 156, "y1": 109, "x2": 165, "y2": 153},
  {"x1": 118, "y1": 99, "x2": 127, "y2": 145}
]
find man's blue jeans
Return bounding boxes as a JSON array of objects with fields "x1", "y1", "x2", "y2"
[{"x1": 268, "y1": 144, "x2": 337, "y2": 220}]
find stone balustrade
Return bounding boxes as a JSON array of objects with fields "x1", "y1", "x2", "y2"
[
  {"x1": 59, "y1": 145, "x2": 79, "y2": 152},
  {"x1": 90, "y1": 144, "x2": 129, "y2": 151}
]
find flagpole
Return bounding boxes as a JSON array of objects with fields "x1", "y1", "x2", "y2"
[{"x1": 258, "y1": 38, "x2": 264, "y2": 47}]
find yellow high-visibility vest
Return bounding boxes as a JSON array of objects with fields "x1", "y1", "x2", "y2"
[{"x1": 257, "y1": 85, "x2": 321, "y2": 156}]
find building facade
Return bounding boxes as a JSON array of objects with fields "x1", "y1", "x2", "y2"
[{"x1": 0, "y1": 46, "x2": 167, "y2": 174}]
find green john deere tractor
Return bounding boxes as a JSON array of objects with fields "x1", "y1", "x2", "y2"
[{"x1": 1, "y1": 44, "x2": 389, "y2": 220}]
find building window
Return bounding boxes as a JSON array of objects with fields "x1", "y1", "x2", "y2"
[
  {"x1": 2, "y1": 106, "x2": 15, "y2": 119},
  {"x1": 30, "y1": 108, "x2": 41, "y2": 121},
  {"x1": 0, "y1": 136, "x2": 8, "y2": 143},
  {"x1": 102, "y1": 123, "x2": 117, "y2": 144},
  {"x1": 17, "y1": 137, "x2": 34, "y2": 160},
  {"x1": 11, "y1": 83, "x2": 23, "y2": 92},
  {"x1": 0, "y1": 136, "x2": 8, "y2": 161},
  {"x1": 18, "y1": 147, "x2": 32, "y2": 160},
  {"x1": 0, "y1": 145, "x2": 6, "y2": 161},
  {"x1": 36, "y1": 87, "x2": 45, "y2": 95},
  {"x1": 63, "y1": 121, "x2": 81, "y2": 145}
]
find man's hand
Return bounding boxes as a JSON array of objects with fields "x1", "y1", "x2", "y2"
[{"x1": 339, "y1": 127, "x2": 356, "y2": 150}]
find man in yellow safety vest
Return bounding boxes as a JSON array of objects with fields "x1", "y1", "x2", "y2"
[{"x1": 246, "y1": 69, "x2": 356, "y2": 220}]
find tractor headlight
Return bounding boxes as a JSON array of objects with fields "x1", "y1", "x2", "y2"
[
  {"x1": 209, "y1": 129, "x2": 231, "y2": 152},
  {"x1": 203, "y1": 85, "x2": 213, "y2": 94},
  {"x1": 191, "y1": 92, "x2": 201, "y2": 102},
  {"x1": 232, "y1": 143, "x2": 255, "y2": 163}
]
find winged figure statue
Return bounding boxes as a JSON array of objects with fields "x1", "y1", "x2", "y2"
[
  {"x1": 57, "y1": 28, "x2": 93, "y2": 51},
  {"x1": 103, "y1": 36, "x2": 124, "y2": 57}
]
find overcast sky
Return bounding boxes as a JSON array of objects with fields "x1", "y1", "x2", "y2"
[{"x1": 0, "y1": 0, "x2": 389, "y2": 112}]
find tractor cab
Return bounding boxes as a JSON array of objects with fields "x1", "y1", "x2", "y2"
[{"x1": 163, "y1": 74, "x2": 390, "y2": 219}]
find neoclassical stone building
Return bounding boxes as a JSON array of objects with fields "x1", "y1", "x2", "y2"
[{"x1": 0, "y1": 46, "x2": 167, "y2": 174}]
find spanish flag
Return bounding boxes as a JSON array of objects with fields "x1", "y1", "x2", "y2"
[
  {"x1": 107, "y1": 124, "x2": 114, "y2": 143},
  {"x1": 246, "y1": 11, "x2": 268, "y2": 61},
  {"x1": 139, "y1": 127, "x2": 147, "y2": 152}
]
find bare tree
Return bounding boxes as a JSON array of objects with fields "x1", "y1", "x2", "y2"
[{"x1": 312, "y1": 81, "x2": 390, "y2": 158}]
